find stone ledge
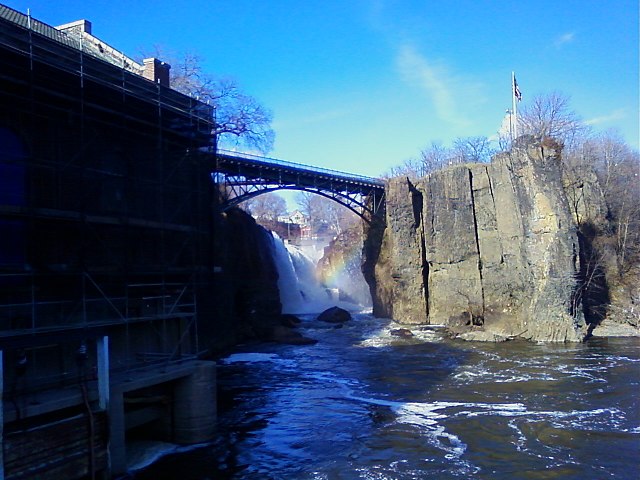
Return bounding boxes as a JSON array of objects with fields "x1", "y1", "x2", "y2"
[{"x1": 590, "y1": 320, "x2": 640, "y2": 337}]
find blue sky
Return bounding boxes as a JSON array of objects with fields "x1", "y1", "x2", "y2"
[{"x1": 8, "y1": 0, "x2": 639, "y2": 178}]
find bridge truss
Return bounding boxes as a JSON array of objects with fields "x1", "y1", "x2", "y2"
[{"x1": 213, "y1": 150, "x2": 386, "y2": 222}]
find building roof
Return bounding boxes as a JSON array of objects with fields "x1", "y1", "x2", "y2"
[{"x1": 0, "y1": 4, "x2": 144, "y2": 75}]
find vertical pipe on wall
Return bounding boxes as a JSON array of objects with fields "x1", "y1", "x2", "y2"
[{"x1": 97, "y1": 336, "x2": 109, "y2": 411}]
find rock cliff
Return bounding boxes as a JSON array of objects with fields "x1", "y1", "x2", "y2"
[
  {"x1": 363, "y1": 136, "x2": 589, "y2": 342},
  {"x1": 208, "y1": 204, "x2": 283, "y2": 352}
]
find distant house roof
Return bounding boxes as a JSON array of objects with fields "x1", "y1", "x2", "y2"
[{"x1": 286, "y1": 210, "x2": 308, "y2": 225}]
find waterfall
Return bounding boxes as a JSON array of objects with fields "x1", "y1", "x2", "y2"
[
  {"x1": 270, "y1": 233, "x2": 306, "y2": 313},
  {"x1": 270, "y1": 233, "x2": 350, "y2": 314}
]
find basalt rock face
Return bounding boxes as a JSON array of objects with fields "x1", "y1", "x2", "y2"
[
  {"x1": 209, "y1": 206, "x2": 282, "y2": 352},
  {"x1": 363, "y1": 176, "x2": 429, "y2": 324},
  {"x1": 363, "y1": 137, "x2": 589, "y2": 342}
]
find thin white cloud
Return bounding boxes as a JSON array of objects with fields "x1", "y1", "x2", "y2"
[
  {"x1": 272, "y1": 106, "x2": 354, "y2": 132},
  {"x1": 585, "y1": 108, "x2": 627, "y2": 126},
  {"x1": 298, "y1": 108, "x2": 353, "y2": 125},
  {"x1": 554, "y1": 32, "x2": 575, "y2": 48},
  {"x1": 396, "y1": 44, "x2": 473, "y2": 128}
]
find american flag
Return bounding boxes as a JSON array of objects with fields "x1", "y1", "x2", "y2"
[{"x1": 514, "y1": 76, "x2": 522, "y2": 101}]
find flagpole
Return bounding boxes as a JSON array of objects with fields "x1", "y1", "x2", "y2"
[{"x1": 511, "y1": 71, "x2": 518, "y2": 140}]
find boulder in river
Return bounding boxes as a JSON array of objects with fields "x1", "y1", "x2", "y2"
[
  {"x1": 390, "y1": 328, "x2": 414, "y2": 338},
  {"x1": 317, "y1": 306, "x2": 352, "y2": 323}
]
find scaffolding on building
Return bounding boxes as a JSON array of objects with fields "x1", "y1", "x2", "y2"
[{"x1": 0, "y1": 3, "x2": 216, "y2": 427}]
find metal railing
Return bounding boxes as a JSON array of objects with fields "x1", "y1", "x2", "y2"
[{"x1": 217, "y1": 149, "x2": 385, "y2": 187}]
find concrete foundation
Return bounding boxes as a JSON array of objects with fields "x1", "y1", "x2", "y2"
[
  {"x1": 108, "y1": 360, "x2": 217, "y2": 475},
  {"x1": 173, "y1": 362, "x2": 217, "y2": 444}
]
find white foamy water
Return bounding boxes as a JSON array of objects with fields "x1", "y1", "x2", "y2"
[
  {"x1": 127, "y1": 441, "x2": 209, "y2": 473},
  {"x1": 357, "y1": 323, "x2": 447, "y2": 348},
  {"x1": 221, "y1": 352, "x2": 298, "y2": 368}
]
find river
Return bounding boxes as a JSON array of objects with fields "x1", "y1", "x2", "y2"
[{"x1": 129, "y1": 312, "x2": 640, "y2": 480}]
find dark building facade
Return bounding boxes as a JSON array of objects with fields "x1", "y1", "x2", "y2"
[{"x1": 0, "y1": 5, "x2": 217, "y2": 478}]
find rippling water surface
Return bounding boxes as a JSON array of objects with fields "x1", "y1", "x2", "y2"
[{"x1": 133, "y1": 314, "x2": 640, "y2": 479}]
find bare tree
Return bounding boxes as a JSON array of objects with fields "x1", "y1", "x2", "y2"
[
  {"x1": 295, "y1": 192, "x2": 357, "y2": 235},
  {"x1": 145, "y1": 49, "x2": 275, "y2": 153},
  {"x1": 418, "y1": 141, "x2": 452, "y2": 173},
  {"x1": 385, "y1": 142, "x2": 451, "y2": 178},
  {"x1": 562, "y1": 130, "x2": 640, "y2": 275},
  {"x1": 210, "y1": 77, "x2": 275, "y2": 153},
  {"x1": 588, "y1": 133, "x2": 640, "y2": 273},
  {"x1": 582, "y1": 130, "x2": 634, "y2": 194},
  {"x1": 325, "y1": 199, "x2": 359, "y2": 235},
  {"x1": 384, "y1": 157, "x2": 423, "y2": 179},
  {"x1": 452, "y1": 136, "x2": 493, "y2": 164},
  {"x1": 296, "y1": 191, "x2": 315, "y2": 222},
  {"x1": 243, "y1": 192, "x2": 287, "y2": 221},
  {"x1": 518, "y1": 92, "x2": 589, "y2": 149},
  {"x1": 386, "y1": 137, "x2": 492, "y2": 179}
]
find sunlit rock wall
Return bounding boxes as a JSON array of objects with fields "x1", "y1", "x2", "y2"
[{"x1": 364, "y1": 136, "x2": 589, "y2": 342}]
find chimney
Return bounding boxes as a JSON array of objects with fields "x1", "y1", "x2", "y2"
[
  {"x1": 143, "y1": 58, "x2": 171, "y2": 87},
  {"x1": 56, "y1": 19, "x2": 92, "y2": 35}
]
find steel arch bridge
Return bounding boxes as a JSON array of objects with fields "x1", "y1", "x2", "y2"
[{"x1": 213, "y1": 149, "x2": 386, "y2": 222}]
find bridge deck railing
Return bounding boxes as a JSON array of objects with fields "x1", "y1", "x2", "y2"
[{"x1": 216, "y1": 149, "x2": 385, "y2": 188}]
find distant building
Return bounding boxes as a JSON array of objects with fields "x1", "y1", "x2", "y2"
[
  {"x1": 299, "y1": 223, "x2": 312, "y2": 240},
  {"x1": 275, "y1": 210, "x2": 311, "y2": 240},
  {"x1": 278, "y1": 209, "x2": 308, "y2": 226}
]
